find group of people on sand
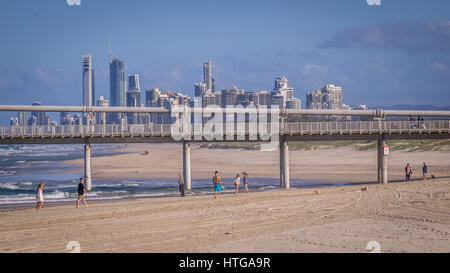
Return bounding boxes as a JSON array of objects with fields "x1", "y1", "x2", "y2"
[
  {"x1": 212, "y1": 171, "x2": 249, "y2": 199},
  {"x1": 178, "y1": 170, "x2": 249, "y2": 199},
  {"x1": 35, "y1": 177, "x2": 89, "y2": 210},
  {"x1": 405, "y1": 162, "x2": 428, "y2": 182}
]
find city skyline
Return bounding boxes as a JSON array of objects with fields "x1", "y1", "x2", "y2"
[{"x1": 0, "y1": 0, "x2": 449, "y2": 124}]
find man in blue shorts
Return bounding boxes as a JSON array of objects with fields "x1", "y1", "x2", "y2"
[{"x1": 213, "y1": 171, "x2": 222, "y2": 199}]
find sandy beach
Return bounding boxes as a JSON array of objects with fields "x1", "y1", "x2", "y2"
[
  {"x1": 0, "y1": 178, "x2": 448, "y2": 253},
  {"x1": 0, "y1": 144, "x2": 449, "y2": 253}
]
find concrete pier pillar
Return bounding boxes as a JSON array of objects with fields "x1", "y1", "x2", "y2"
[
  {"x1": 377, "y1": 139, "x2": 382, "y2": 184},
  {"x1": 183, "y1": 141, "x2": 191, "y2": 191},
  {"x1": 377, "y1": 138, "x2": 388, "y2": 184},
  {"x1": 280, "y1": 136, "x2": 290, "y2": 189},
  {"x1": 382, "y1": 139, "x2": 388, "y2": 184},
  {"x1": 84, "y1": 143, "x2": 92, "y2": 191}
]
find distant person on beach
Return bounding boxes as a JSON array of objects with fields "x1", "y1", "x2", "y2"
[
  {"x1": 422, "y1": 162, "x2": 428, "y2": 180},
  {"x1": 36, "y1": 183, "x2": 44, "y2": 210},
  {"x1": 418, "y1": 116, "x2": 425, "y2": 129},
  {"x1": 242, "y1": 171, "x2": 249, "y2": 193},
  {"x1": 178, "y1": 172, "x2": 185, "y2": 197},
  {"x1": 233, "y1": 174, "x2": 240, "y2": 195},
  {"x1": 76, "y1": 178, "x2": 88, "y2": 208},
  {"x1": 409, "y1": 115, "x2": 416, "y2": 129},
  {"x1": 213, "y1": 171, "x2": 222, "y2": 199},
  {"x1": 405, "y1": 163, "x2": 412, "y2": 182}
]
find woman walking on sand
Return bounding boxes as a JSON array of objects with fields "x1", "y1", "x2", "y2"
[
  {"x1": 242, "y1": 172, "x2": 249, "y2": 193},
  {"x1": 233, "y1": 174, "x2": 240, "y2": 195},
  {"x1": 405, "y1": 163, "x2": 412, "y2": 182},
  {"x1": 36, "y1": 184, "x2": 44, "y2": 210},
  {"x1": 213, "y1": 171, "x2": 222, "y2": 199},
  {"x1": 76, "y1": 177, "x2": 88, "y2": 208}
]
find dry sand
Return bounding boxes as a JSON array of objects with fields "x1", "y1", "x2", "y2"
[
  {"x1": 0, "y1": 178, "x2": 448, "y2": 253},
  {"x1": 0, "y1": 144, "x2": 449, "y2": 253}
]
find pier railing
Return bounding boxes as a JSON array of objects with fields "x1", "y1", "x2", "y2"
[{"x1": 1, "y1": 120, "x2": 449, "y2": 139}]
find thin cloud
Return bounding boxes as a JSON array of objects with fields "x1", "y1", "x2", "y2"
[{"x1": 319, "y1": 19, "x2": 450, "y2": 53}]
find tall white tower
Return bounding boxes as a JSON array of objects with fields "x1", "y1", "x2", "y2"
[
  {"x1": 203, "y1": 61, "x2": 212, "y2": 93},
  {"x1": 82, "y1": 54, "x2": 93, "y2": 107}
]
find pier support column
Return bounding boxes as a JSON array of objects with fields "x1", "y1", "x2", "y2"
[
  {"x1": 84, "y1": 143, "x2": 92, "y2": 191},
  {"x1": 183, "y1": 141, "x2": 191, "y2": 191},
  {"x1": 377, "y1": 138, "x2": 388, "y2": 184},
  {"x1": 280, "y1": 136, "x2": 290, "y2": 189}
]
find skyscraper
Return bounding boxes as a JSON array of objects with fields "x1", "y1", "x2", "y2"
[
  {"x1": 128, "y1": 74, "x2": 141, "y2": 92},
  {"x1": 109, "y1": 55, "x2": 126, "y2": 107},
  {"x1": 96, "y1": 96, "x2": 108, "y2": 125},
  {"x1": 109, "y1": 55, "x2": 126, "y2": 123},
  {"x1": 82, "y1": 54, "x2": 94, "y2": 107},
  {"x1": 194, "y1": 82, "x2": 207, "y2": 97},
  {"x1": 203, "y1": 61, "x2": 212, "y2": 93}
]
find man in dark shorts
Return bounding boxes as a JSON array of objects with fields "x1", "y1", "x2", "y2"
[{"x1": 76, "y1": 177, "x2": 88, "y2": 208}]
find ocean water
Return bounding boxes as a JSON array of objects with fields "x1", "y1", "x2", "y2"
[{"x1": 0, "y1": 144, "x2": 349, "y2": 206}]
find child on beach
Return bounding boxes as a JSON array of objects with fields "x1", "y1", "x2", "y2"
[
  {"x1": 213, "y1": 171, "x2": 222, "y2": 199},
  {"x1": 233, "y1": 174, "x2": 240, "y2": 194},
  {"x1": 405, "y1": 163, "x2": 412, "y2": 182},
  {"x1": 36, "y1": 183, "x2": 44, "y2": 210}
]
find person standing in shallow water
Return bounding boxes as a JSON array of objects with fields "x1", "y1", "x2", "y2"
[
  {"x1": 242, "y1": 172, "x2": 249, "y2": 193},
  {"x1": 36, "y1": 184, "x2": 44, "y2": 210},
  {"x1": 178, "y1": 172, "x2": 185, "y2": 197},
  {"x1": 213, "y1": 171, "x2": 222, "y2": 199},
  {"x1": 76, "y1": 177, "x2": 88, "y2": 208}
]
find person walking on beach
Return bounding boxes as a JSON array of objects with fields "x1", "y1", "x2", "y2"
[
  {"x1": 213, "y1": 171, "x2": 222, "y2": 199},
  {"x1": 405, "y1": 163, "x2": 412, "y2": 182},
  {"x1": 178, "y1": 172, "x2": 185, "y2": 197},
  {"x1": 76, "y1": 177, "x2": 88, "y2": 208},
  {"x1": 242, "y1": 171, "x2": 249, "y2": 193},
  {"x1": 233, "y1": 174, "x2": 240, "y2": 195},
  {"x1": 423, "y1": 162, "x2": 428, "y2": 180},
  {"x1": 36, "y1": 183, "x2": 44, "y2": 210}
]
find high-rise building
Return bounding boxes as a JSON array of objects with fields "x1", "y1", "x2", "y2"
[
  {"x1": 270, "y1": 75, "x2": 295, "y2": 108},
  {"x1": 145, "y1": 88, "x2": 160, "y2": 107},
  {"x1": 305, "y1": 85, "x2": 343, "y2": 110},
  {"x1": 109, "y1": 55, "x2": 126, "y2": 107},
  {"x1": 28, "y1": 101, "x2": 48, "y2": 126},
  {"x1": 128, "y1": 74, "x2": 141, "y2": 92},
  {"x1": 323, "y1": 84, "x2": 343, "y2": 110},
  {"x1": 17, "y1": 111, "x2": 26, "y2": 126},
  {"x1": 258, "y1": 91, "x2": 270, "y2": 105},
  {"x1": 202, "y1": 93, "x2": 216, "y2": 108},
  {"x1": 221, "y1": 86, "x2": 241, "y2": 107},
  {"x1": 194, "y1": 82, "x2": 207, "y2": 97},
  {"x1": 109, "y1": 55, "x2": 126, "y2": 124},
  {"x1": 96, "y1": 96, "x2": 108, "y2": 125},
  {"x1": 203, "y1": 61, "x2": 212, "y2": 93},
  {"x1": 305, "y1": 89, "x2": 325, "y2": 109},
  {"x1": 82, "y1": 54, "x2": 94, "y2": 107},
  {"x1": 286, "y1": 98, "x2": 301, "y2": 109}
]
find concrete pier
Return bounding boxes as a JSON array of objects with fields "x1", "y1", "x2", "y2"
[
  {"x1": 84, "y1": 143, "x2": 92, "y2": 191},
  {"x1": 377, "y1": 138, "x2": 388, "y2": 184},
  {"x1": 280, "y1": 136, "x2": 290, "y2": 189},
  {"x1": 183, "y1": 141, "x2": 191, "y2": 191}
]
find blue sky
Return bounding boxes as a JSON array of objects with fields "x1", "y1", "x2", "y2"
[{"x1": 0, "y1": 0, "x2": 449, "y2": 123}]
